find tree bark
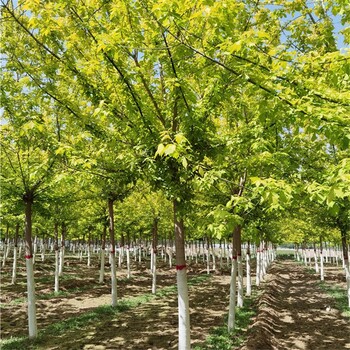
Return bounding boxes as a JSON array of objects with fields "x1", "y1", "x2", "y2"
[
  {"x1": 108, "y1": 198, "x2": 117, "y2": 307},
  {"x1": 54, "y1": 223, "x2": 60, "y2": 293},
  {"x1": 246, "y1": 240, "x2": 251, "y2": 297},
  {"x1": 340, "y1": 226, "x2": 350, "y2": 307},
  {"x1": 236, "y1": 226, "x2": 243, "y2": 307},
  {"x1": 320, "y1": 237, "x2": 324, "y2": 281},
  {"x1": 24, "y1": 192, "x2": 37, "y2": 338},
  {"x1": 59, "y1": 223, "x2": 66, "y2": 275},
  {"x1": 228, "y1": 226, "x2": 238, "y2": 331},
  {"x1": 173, "y1": 200, "x2": 190, "y2": 350},
  {"x1": 2, "y1": 223, "x2": 9, "y2": 267},
  {"x1": 152, "y1": 217, "x2": 158, "y2": 294},
  {"x1": 12, "y1": 223, "x2": 20, "y2": 285},
  {"x1": 99, "y1": 225, "x2": 107, "y2": 284}
]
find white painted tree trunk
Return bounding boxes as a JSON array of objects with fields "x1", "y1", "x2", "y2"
[
  {"x1": 177, "y1": 267, "x2": 190, "y2": 349},
  {"x1": 2, "y1": 244, "x2": 7, "y2": 267},
  {"x1": 33, "y1": 236, "x2": 37, "y2": 264},
  {"x1": 26, "y1": 256, "x2": 37, "y2": 338},
  {"x1": 111, "y1": 252, "x2": 117, "y2": 307},
  {"x1": 262, "y1": 249, "x2": 267, "y2": 279},
  {"x1": 126, "y1": 247, "x2": 131, "y2": 279},
  {"x1": 320, "y1": 251, "x2": 324, "y2": 281},
  {"x1": 12, "y1": 247, "x2": 18, "y2": 285},
  {"x1": 345, "y1": 261, "x2": 350, "y2": 308},
  {"x1": 168, "y1": 250, "x2": 172, "y2": 268},
  {"x1": 121, "y1": 246, "x2": 125, "y2": 265},
  {"x1": 237, "y1": 255, "x2": 243, "y2": 307},
  {"x1": 99, "y1": 249, "x2": 105, "y2": 284},
  {"x1": 87, "y1": 245, "x2": 91, "y2": 267},
  {"x1": 54, "y1": 250, "x2": 59, "y2": 293},
  {"x1": 59, "y1": 245, "x2": 65, "y2": 276},
  {"x1": 212, "y1": 247, "x2": 216, "y2": 271},
  {"x1": 219, "y1": 246, "x2": 223, "y2": 269},
  {"x1": 206, "y1": 248, "x2": 210, "y2": 274},
  {"x1": 151, "y1": 247, "x2": 154, "y2": 271},
  {"x1": 19, "y1": 243, "x2": 22, "y2": 259},
  {"x1": 6, "y1": 242, "x2": 11, "y2": 259},
  {"x1": 246, "y1": 253, "x2": 251, "y2": 296},
  {"x1": 256, "y1": 250, "x2": 260, "y2": 287},
  {"x1": 314, "y1": 250, "x2": 319, "y2": 273},
  {"x1": 152, "y1": 250, "x2": 157, "y2": 294},
  {"x1": 228, "y1": 257, "x2": 237, "y2": 331},
  {"x1": 79, "y1": 245, "x2": 83, "y2": 262},
  {"x1": 41, "y1": 242, "x2": 46, "y2": 262},
  {"x1": 118, "y1": 248, "x2": 122, "y2": 268},
  {"x1": 303, "y1": 249, "x2": 307, "y2": 265}
]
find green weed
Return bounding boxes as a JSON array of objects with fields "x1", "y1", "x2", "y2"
[
  {"x1": 194, "y1": 292, "x2": 258, "y2": 350},
  {"x1": 319, "y1": 281, "x2": 350, "y2": 318}
]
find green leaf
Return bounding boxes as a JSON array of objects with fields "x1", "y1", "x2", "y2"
[
  {"x1": 155, "y1": 143, "x2": 165, "y2": 157},
  {"x1": 175, "y1": 133, "x2": 187, "y2": 144},
  {"x1": 164, "y1": 144, "x2": 176, "y2": 156}
]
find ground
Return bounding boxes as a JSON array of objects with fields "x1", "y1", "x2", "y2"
[
  {"x1": 240, "y1": 260, "x2": 350, "y2": 350},
  {"x1": 0, "y1": 252, "x2": 349, "y2": 349}
]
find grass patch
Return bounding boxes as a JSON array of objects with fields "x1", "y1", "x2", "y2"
[
  {"x1": 194, "y1": 291, "x2": 259, "y2": 350},
  {"x1": 276, "y1": 249, "x2": 295, "y2": 260},
  {"x1": 37, "y1": 290, "x2": 71, "y2": 300},
  {"x1": 0, "y1": 336, "x2": 37, "y2": 350},
  {"x1": 0, "y1": 297, "x2": 26, "y2": 307},
  {"x1": 319, "y1": 281, "x2": 350, "y2": 318},
  {"x1": 36, "y1": 276, "x2": 53, "y2": 284}
]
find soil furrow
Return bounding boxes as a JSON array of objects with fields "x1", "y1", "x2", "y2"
[{"x1": 241, "y1": 260, "x2": 350, "y2": 350}]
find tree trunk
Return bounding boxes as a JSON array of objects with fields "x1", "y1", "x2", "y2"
[
  {"x1": 99, "y1": 225, "x2": 107, "y2": 284},
  {"x1": 313, "y1": 243, "x2": 319, "y2": 273},
  {"x1": 108, "y1": 198, "x2": 117, "y2": 307},
  {"x1": 152, "y1": 217, "x2": 158, "y2": 294},
  {"x1": 174, "y1": 200, "x2": 190, "y2": 350},
  {"x1": 340, "y1": 227, "x2": 350, "y2": 307},
  {"x1": 87, "y1": 231, "x2": 92, "y2": 268},
  {"x1": 54, "y1": 223, "x2": 60, "y2": 293},
  {"x1": 256, "y1": 244, "x2": 261, "y2": 286},
  {"x1": 12, "y1": 223, "x2": 20, "y2": 285},
  {"x1": 24, "y1": 193, "x2": 37, "y2": 338},
  {"x1": 236, "y1": 226, "x2": 243, "y2": 307},
  {"x1": 228, "y1": 232, "x2": 237, "y2": 332},
  {"x1": 228, "y1": 226, "x2": 240, "y2": 330},
  {"x1": 2, "y1": 223, "x2": 9, "y2": 267},
  {"x1": 246, "y1": 240, "x2": 251, "y2": 297},
  {"x1": 41, "y1": 234, "x2": 46, "y2": 262},
  {"x1": 206, "y1": 236, "x2": 210, "y2": 274},
  {"x1": 320, "y1": 237, "x2": 324, "y2": 281},
  {"x1": 33, "y1": 235, "x2": 37, "y2": 264},
  {"x1": 126, "y1": 246, "x2": 131, "y2": 279},
  {"x1": 59, "y1": 223, "x2": 66, "y2": 275}
]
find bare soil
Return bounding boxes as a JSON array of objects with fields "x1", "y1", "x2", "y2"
[
  {"x1": 240, "y1": 260, "x2": 350, "y2": 350},
  {"x1": 0, "y1": 254, "x2": 233, "y2": 349},
  {"x1": 1, "y1": 254, "x2": 349, "y2": 350}
]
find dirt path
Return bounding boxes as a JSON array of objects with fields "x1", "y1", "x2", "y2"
[{"x1": 241, "y1": 260, "x2": 350, "y2": 350}]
